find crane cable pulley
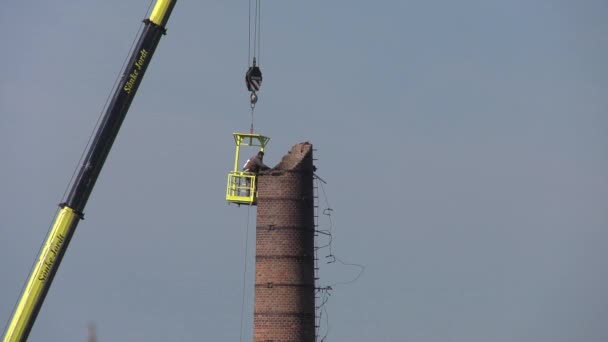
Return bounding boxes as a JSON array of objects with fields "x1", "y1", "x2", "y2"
[{"x1": 246, "y1": 0, "x2": 262, "y2": 132}]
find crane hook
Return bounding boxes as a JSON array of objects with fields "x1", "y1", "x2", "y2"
[
  {"x1": 245, "y1": 58, "x2": 262, "y2": 92},
  {"x1": 250, "y1": 91, "x2": 258, "y2": 109}
]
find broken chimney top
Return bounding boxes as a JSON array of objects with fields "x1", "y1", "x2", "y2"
[{"x1": 269, "y1": 142, "x2": 314, "y2": 172}]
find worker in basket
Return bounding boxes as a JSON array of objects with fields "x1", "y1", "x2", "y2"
[
  {"x1": 244, "y1": 150, "x2": 270, "y2": 173},
  {"x1": 242, "y1": 150, "x2": 270, "y2": 196}
]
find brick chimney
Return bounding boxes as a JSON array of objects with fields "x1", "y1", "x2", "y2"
[{"x1": 254, "y1": 142, "x2": 316, "y2": 342}]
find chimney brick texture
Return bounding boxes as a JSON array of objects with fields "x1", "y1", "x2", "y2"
[{"x1": 254, "y1": 143, "x2": 315, "y2": 342}]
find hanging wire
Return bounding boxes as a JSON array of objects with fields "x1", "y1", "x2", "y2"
[
  {"x1": 246, "y1": 0, "x2": 262, "y2": 130},
  {"x1": 314, "y1": 286, "x2": 332, "y2": 342},
  {"x1": 253, "y1": 0, "x2": 257, "y2": 60},
  {"x1": 313, "y1": 169, "x2": 365, "y2": 342},
  {"x1": 250, "y1": 106, "x2": 255, "y2": 133},
  {"x1": 318, "y1": 290, "x2": 331, "y2": 342},
  {"x1": 317, "y1": 179, "x2": 365, "y2": 285},
  {"x1": 257, "y1": 0, "x2": 261, "y2": 65},
  {"x1": 329, "y1": 256, "x2": 365, "y2": 287},
  {"x1": 253, "y1": 0, "x2": 258, "y2": 61},
  {"x1": 248, "y1": 0, "x2": 262, "y2": 65},
  {"x1": 247, "y1": 0, "x2": 251, "y2": 66},
  {"x1": 239, "y1": 205, "x2": 252, "y2": 342}
]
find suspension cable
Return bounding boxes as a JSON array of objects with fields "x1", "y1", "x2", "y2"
[
  {"x1": 258, "y1": 0, "x2": 262, "y2": 65},
  {"x1": 248, "y1": 0, "x2": 262, "y2": 64},
  {"x1": 250, "y1": 105, "x2": 255, "y2": 133},
  {"x1": 247, "y1": 0, "x2": 252, "y2": 66},
  {"x1": 245, "y1": 0, "x2": 263, "y2": 127},
  {"x1": 239, "y1": 205, "x2": 252, "y2": 342}
]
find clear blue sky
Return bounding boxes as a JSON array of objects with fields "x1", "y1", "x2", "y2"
[{"x1": 1, "y1": 1, "x2": 607, "y2": 341}]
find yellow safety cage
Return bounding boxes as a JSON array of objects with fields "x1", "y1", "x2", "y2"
[{"x1": 226, "y1": 132, "x2": 270, "y2": 205}]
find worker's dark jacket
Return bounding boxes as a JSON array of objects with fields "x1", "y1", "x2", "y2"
[{"x1": 243, "y1": 156, "x2": 270, "y2": 173}]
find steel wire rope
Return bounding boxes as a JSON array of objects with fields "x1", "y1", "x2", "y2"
[
  {"x1": 250, "y1": 105, "x2": 255, "y2": 133},
  {"x1": 239, "y1": 205, "x2": 252, "y2": 342},
  {"x1": 247, "y1": 0, "x2": 262, "y2": 131},
  {"x1": 248, "y1": 0, "x2": 261, "y2": 64},
  {"x1": 256, "y1": 0, "x2": 261, "y2": 65},
  {"x1": 247, "y1": 0, "x2": 251, "y2": 66},
  {"x1": 4, "y1": 1, "x2": 156, "y2": 336},
  {"x1": 252, "y1": 0, "x2": 258, "y2": 62}
]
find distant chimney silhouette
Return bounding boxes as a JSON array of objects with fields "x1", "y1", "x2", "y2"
[
  {"x1": 254, "y1": 143, "x2": 315, "y2": 342},
  {"x1": 87, "y1": 322, "x2": 96, "y2": 342}
]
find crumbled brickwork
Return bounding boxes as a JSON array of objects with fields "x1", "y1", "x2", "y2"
[{"x1": 254, "y1": 143, "x2": 315, "y2": 342}]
